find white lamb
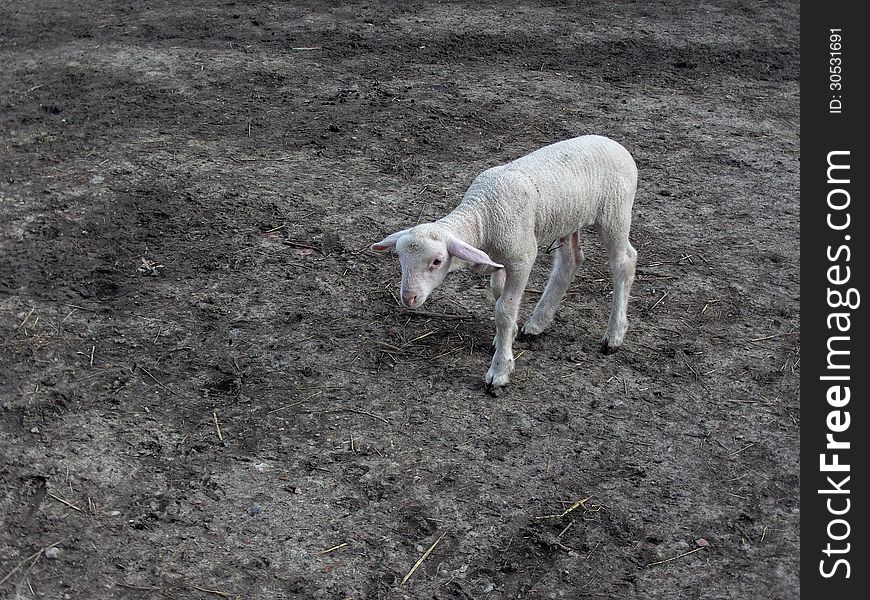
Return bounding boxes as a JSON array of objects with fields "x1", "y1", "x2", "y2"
[{"x1": 372, "y1": 135, "x2": 638, "y2": 391}]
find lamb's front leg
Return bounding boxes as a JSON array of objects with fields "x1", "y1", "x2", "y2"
[{"x1": 486, "y1": 263, "x2": 533, "y2": 391}]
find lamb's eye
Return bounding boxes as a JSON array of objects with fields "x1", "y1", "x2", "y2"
[{"x1": 431, "y1": 258, "x2": 443, "y2": 268}]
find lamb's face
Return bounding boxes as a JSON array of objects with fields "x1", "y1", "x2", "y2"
[{"x1": 395, "y1": 232, "x2": 452, "y2": 309}]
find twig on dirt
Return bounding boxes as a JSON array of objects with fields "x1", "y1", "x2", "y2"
[
  {"x1": 648, "y1": 291, "x2": 669, "y2": 311},
  {"x1": 534, "y1": 498, "x2": 592, "y2": 520},
  {"x1": 61, "y1": 302, "x2": 98, "y2": 312},
  {"x1": 191, "y1": 584, "x2": 234, "y2": 598},
  {"x1": 400, "y1": 532, "x2": 446, "y2": 586},
  {"x1": 138, "y1": 366, "x2": 181, "y2": 397},
  {"x1": 760, "y1": 526, "x2": 769, "y2": 543},
  {"x1": 329, "y1": 408, "x2": 390, "y2": 424},
  {"x1": 267, "y1": 391, "x2": 323, "y2": 415},
  {"x1": 230, "y1": 155, "x2": 295, "y2": 163},
  {"x1": 645, "y1": 546, "x2": 706, "y2": 567},
  {"x1": 389, "y1": 289, "x2": 402, "y2": 307},
  {"x1": 89, "y1": 345, "x2": 95, "y2": 367},
  {"x1": 47, "y1": 493, "x2": 83, "y2": 513},
  {"x1": 700, "y1": 299, "x2": 721, "y2": 315},
  {"x1": 23, "y1": 561, "x2": 40, "y2": 596},
  {"x1": 264, "y1": 224, "x2": 286, "y2": 233},
  {"x1": 377, "y1": 350, "x2": 403, "y2": 364},
  {"x1": 212, "y1": 411, "x2": 224, "y2": 441},
  {"x1": 347, "y1": 347, "x2": 366, "y2": 365},
  {"x1": 430, "y1": 347, "x2": 462, "y2": 361},
  {"x1": 747, "y1": 331, "x2": 799, "y2": 343},
  {"x1": 405, "y1": 330, "x2": 436, "y2": 344},
  {"x1": 17, "y1": 307, "x2": 35, "y2": 330},
  {"x1": 713, "y1": 438, "x2": 732, "y2": 453},
  {"x1": 584, "y1": 540, "x2": 601, "y2": 562},
  {"x1": 728, "y1": 442, "x2": 755, "y2": 457},
  {"x1": 137, "y1": 257, "x2": 165, "y2": 275},
  {"x1": 557, "y1": 521, "x2": 574, "y2": 539},
  {"x1": 399, "y1": 309, "x2": 473, "y2": 321},
  {"x1": 313, "y1": 542, "x2": 348, "y2": 556},
  {"x1": 734, "y1": 522, "x2": 754, "y2": 542},
  {"x1": 284, "y1": 240, "x2": 321, "y2": 251},
  {"x1": 0, "y1": 539, "x2": 66, "y2": 586},
  {"x1": 415, "y1": 185, "x2": 431, "y2": 221},
  {"x1": 291, "y1": 46, "x2": 323, "y2": 51},
  {"x1": 374, "y1": 340, "x2": 407, "y2": 354}
]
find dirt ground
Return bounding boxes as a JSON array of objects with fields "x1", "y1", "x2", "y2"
[{"x1": 0, "y1": 1, "x2": 800, "y2": 598}]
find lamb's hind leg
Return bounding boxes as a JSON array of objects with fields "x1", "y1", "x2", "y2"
[
  {"x1": 522, "y1": 231, "x2": 583, "y2": 336},
  {"x1": 599, "y1": 230, "x2": 637, "y2": 353}
]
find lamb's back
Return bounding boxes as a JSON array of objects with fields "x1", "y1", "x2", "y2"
[{"x1": 502, "y1": 135, "x2": 637, "y2": 240}]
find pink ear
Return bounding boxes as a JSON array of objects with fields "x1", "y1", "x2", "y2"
[
  {"x1": 371, "y1": 228, "x2": 411, "y2": 251},
  {"x1": 446, "y1": 237, "x2": 504, "y2": 269}
]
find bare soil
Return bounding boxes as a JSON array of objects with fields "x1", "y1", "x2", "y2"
[{"x1": 1, "y1": 1, "x2": 799, "y2": 598}]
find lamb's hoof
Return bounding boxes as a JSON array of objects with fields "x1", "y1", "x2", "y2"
[
  {"x1": 485, "y1": 368, "x2": 511, "y2": 393},
  {"x1": 517, "y1": 328, "x2": 538, "y2": 341},
  {"x1": 600, "y1": 338, "x2": 620, "y2": 354},
  {"x1": 520, "y1": 321, "x2": 545, "y2": 338}
]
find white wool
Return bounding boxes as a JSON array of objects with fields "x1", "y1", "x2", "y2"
[{"x1": 373, "y1": 135, "x2": 638, "y2": 390}]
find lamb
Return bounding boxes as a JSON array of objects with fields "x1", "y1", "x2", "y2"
[{"x1": 371, "y1": 134, "x2": 638, "y2": 391}]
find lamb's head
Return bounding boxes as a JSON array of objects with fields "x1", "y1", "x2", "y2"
[{"x1": 371, "y1": 224, "x2": 503, "y2": 309}]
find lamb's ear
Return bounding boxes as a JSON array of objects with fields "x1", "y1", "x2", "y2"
[
  {"x1": 371, "y1": 228, "x2": 411, "y2": 251},
  {"x1": 446, "y1": 237, "x2": 504, "y2": 272}
]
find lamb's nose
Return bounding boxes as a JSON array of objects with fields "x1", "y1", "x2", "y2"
[{"x1": 402, "y1": 292, "x2": 419, "y2": 308}]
